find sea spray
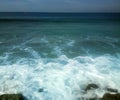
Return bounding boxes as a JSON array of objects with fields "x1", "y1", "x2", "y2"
[{"x1": 0, "y1": 55, "x2": 120, "y2": 100}]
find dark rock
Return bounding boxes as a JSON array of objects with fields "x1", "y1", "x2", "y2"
[
  {"x1": 106, "y1": 88, "x2": 118, "y2": 93},
  {"x1": 85, "y1": 83, "x2": 99, "y2": 91},
  {"x1": 102, "y1": 93, "x2": 120, "y2": 100},
  {"x1": 0, "y1": 93, "x2": 24, "y2": 100}
]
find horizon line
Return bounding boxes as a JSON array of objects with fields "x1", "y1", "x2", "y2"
[{"x1": 0, "y1": 12, "x2": 120, "y2": 13}]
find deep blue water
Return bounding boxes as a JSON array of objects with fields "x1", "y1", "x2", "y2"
[{"x1": 0, "y1": 12, "x2": 120, "y2": 20}]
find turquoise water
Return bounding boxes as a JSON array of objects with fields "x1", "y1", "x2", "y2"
[{"x1": 0, "y1": 19, "x2": 120, "y2": 100}]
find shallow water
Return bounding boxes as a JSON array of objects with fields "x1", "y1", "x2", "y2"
[{"x1": 0, "y1": 19, "x2": 120, "y2": 100}]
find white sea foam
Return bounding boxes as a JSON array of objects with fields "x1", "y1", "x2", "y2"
[
  {"x1": 54, "y1": 46, "x2": 62, "y2": 56},
  {"x1": 0, "y1": 54, "x2": 120, "y2": 100},
  {"x1": 24, "y1": 47, "x2": 40, "y2": 59}
]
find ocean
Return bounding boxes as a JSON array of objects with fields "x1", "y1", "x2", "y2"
[{"x1": 0, "y1": 13, "x2": 120, "y2": 100}]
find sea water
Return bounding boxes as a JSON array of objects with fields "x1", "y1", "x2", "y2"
[{"x1": 0, "y1": 13, "x2": 120, "y2": 100}]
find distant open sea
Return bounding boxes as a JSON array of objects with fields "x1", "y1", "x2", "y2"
[
  {"x1": 0, "y1": 12, "x2": 120, "y2": 100},
  {"x1": 0, "y1": 12, "x2": 120, "y2": 21}
]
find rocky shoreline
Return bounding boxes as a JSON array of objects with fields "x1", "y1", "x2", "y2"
[
  {"x1": 82, "y1": 83, "x2": 120, "y2": 100},
  {"x1": 0, "y1": 83, "x2": 119, "y2": 100}
]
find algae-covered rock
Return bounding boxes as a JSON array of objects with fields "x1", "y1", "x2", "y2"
[
  {"x1": 102, "y1": 93, "x2": 120, "y2": 100},
  {"x1": 0, "y1": 93, "x2": 24, "y2": 100}
]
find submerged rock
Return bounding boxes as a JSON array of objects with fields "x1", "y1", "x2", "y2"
[
  {"x1": 102, "y1": 93, "x2": 120, "y2": 100},
  {"x1": 106, "y1": 88, "x2": 118, "y2": 93},
  {"x1": 0, "y1": 94, "x2": 24, "y2": 100},
  {"x1": 38, "y1": 88, "x2": 44, "y2": 92},
  {"x1": 85, "y1": 83, "x2": 99, "y2": 91}
]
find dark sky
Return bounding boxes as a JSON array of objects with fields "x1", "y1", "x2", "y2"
[{"x1": 0, "y1": 0, "x2": 120, "y2": 12}]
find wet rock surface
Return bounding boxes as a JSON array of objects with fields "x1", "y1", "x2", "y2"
[
  {"x1": 85, "y1": 83, "x2": 99, "y2": 91},
  {"x1": 102, "y1": 93, "x2": 120, "y2": 100},
  {"x1": 0, "y1": 94, "x2": 24, "y2": 100},
  {"x1": 83, "y1": 83, "x2": 120, "y2": 100}
]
